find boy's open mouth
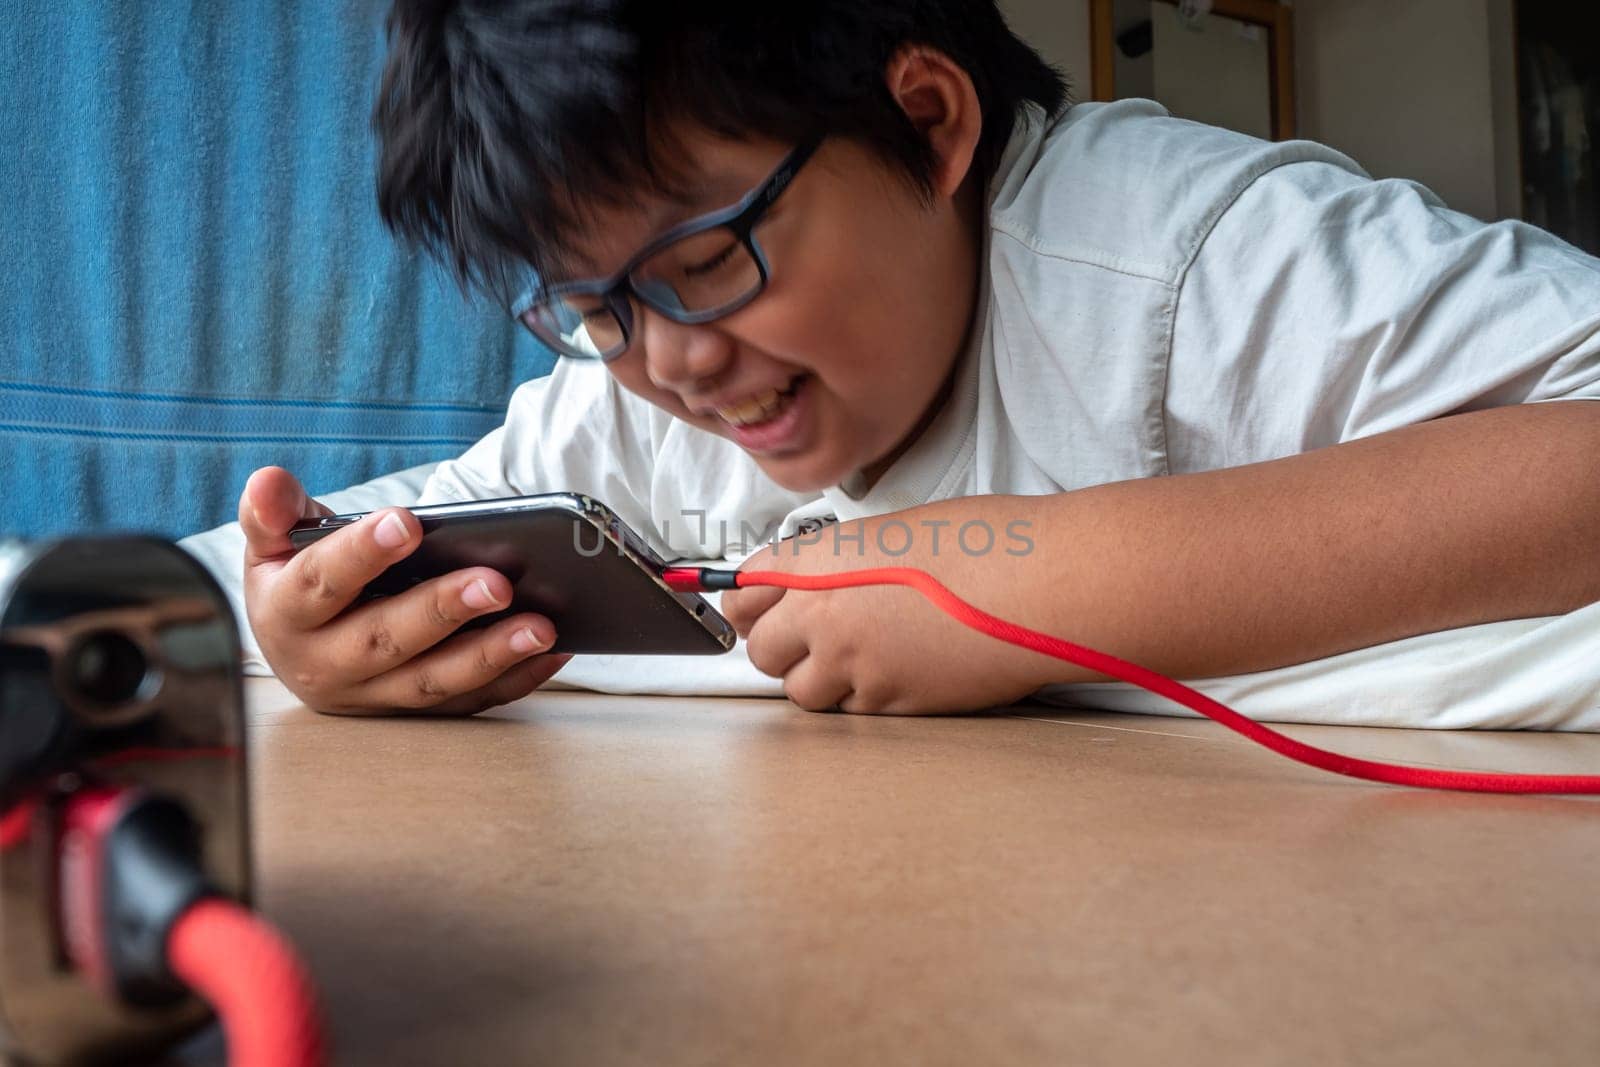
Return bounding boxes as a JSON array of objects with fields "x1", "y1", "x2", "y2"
[
  {"x1": 714, "y1": 375, "x2": 806, "y2": 428},
  {"x1": 714, "y1": 374, "x2": 811, "y2": 455}
]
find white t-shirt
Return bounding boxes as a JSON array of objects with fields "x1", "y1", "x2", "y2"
[{"x1": 188, "y1": 98, "x2": 1600, "y2": 728}]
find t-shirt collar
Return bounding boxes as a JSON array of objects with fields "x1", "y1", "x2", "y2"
[{"x1": 823, "y1": 103, "x2": 1052, "y2": 520}]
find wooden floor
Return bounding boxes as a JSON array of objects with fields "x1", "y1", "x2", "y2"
[{"x1": 174, "y1": 678, "x2": 1600, "y2": 1066}]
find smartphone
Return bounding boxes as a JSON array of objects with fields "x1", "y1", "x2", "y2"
[{"x1": 288, "y1": 493, "x2": 735, "y2": 655}]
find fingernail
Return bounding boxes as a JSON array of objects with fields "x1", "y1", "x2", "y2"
[
  {"x1": 510, "y1": 627, "x2": 547, "y2": 654},
  {"x1": 462, "y1": 579, "x2": 501, "y2": 610},
  {"x1": 374, "y1": 513, "x2": 409, "y2": 548}
]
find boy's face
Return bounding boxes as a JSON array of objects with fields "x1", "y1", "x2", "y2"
[{"x1": 551, "y1": 126, "x2": 982, "y2": 493}]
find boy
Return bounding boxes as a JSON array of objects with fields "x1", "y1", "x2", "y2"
[{"x1": 224, "y1": 1, "x2": 1600, "y2": 725}]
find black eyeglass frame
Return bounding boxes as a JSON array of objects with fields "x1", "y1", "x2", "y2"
[{"x1": 511, "y1": 137, "x2": 823, "y2": 361}]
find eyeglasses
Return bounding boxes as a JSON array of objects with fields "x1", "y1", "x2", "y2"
[{"x1": 511, "y1": 137, "x2": 821, "y2": 361}]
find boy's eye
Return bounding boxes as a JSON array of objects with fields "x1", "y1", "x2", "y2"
[
  {"x1": 682, "y1": 242, "x2": 739, "y2": 278},
  {"x1": 564, "y1": 298, "x2": 611, "y2": 324},
  {"x1": 634, "y1": 226, "x2": 759, "y2": 312},
  {"x1": 643, "y1": 227, "x2": 744, "y2": 282}
]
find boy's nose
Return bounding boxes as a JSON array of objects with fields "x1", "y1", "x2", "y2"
[{"x1": 639, "y1": 308, "x2": 736, "y2": 393}]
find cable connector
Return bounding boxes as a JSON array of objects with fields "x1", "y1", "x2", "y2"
[
  {"x1": 55, "y1": 785, "x2": 329, "y2": 1066},
  {"x1": 58, "y1": 786, "x2": 213, "y2": 1007},
  {"x1": 660, "y1": 566, "x2": 742, "y2": 592}
]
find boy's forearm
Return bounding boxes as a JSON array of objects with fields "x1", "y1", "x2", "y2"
[{"x1": 915, "y1": 401, "x2": 1600, "y2": 686}]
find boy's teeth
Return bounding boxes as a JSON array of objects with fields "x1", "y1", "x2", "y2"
[{"x1": 717, "y1": 387, "x2": 784, "y2": 426}]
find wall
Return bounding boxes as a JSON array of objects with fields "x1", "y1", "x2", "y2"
[
  {"x1": 1151, "y1": 3, "x2": 1273, "y2": 140},
  {"x1": 1111, "y1": 0, "x2": 1155, "y2": 101},
  {"x1": 999, "y1": 0, "x2": 1093, "y2": 102},
  {"x1": 1483, "y1": 0, "x2": 1521, "y2": 221},
  {"x1": 997, "y1": 0, "x2": 1523, "y2": 223},
  {"x1": 1294, "y1": 0, "x2": 1516, "y2": 222}
]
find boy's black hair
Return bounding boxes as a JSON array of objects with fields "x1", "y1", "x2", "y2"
[{"x1": 374, "y1": 1, "x2": 1069, "y2": 300}]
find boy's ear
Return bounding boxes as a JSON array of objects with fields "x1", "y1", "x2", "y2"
[{"x1": 883, "y1": 46, "x2": 983, "y2": 200}]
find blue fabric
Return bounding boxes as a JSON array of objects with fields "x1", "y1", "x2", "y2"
[{"x1": 0, "y1": 2, "x2": 555, "y2": 540}]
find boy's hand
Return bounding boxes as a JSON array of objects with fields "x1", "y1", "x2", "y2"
[
  {"x1": 238, "y1": 466, "x2": 571, "y2": 715},
  {"x1": 719, "y1": 510, "x2": 1054, "y2": 714}
]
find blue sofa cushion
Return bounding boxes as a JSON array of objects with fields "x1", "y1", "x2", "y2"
[{"x1": 0, "y1": 1, "x2": 553, "y2": 540}]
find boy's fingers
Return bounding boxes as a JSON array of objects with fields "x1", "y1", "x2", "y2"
[
  {"x1": 332, "y1": 572, "x2": 541, "y2": 684},
  {"x1": 742, "y1": 610, "x2": 809, "y2": 679},
  {"x1": 776, "y1": 655, "x2": 853, "y2": 713},
  {"x1": 239, "y1": 466, "x2": 333, "y2": 565},
  {"x1": 434, "y1": 652, "x2": 574, "y2": 716},
  {"x1": 344, "y1": 615, "x2": 561, "y2": 712},
  {"x1": 267, "y1": 507, "x2": 423, "y2": 630},
  {"x1": 720, "y1": 585, "x2": 785, "y2": 637}
]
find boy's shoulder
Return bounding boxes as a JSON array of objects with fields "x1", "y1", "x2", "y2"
[{"x1": 987, "y1": 99, "x2": 1369, "y2": 286}]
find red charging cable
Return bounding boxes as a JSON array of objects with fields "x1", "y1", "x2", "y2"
[
  {"x1": 167, "y1": 899, "x2": 327, "y2": 1067},
  {"x1": 663, "y1": 565, "x2": 1600, "y2": 795},
  {"x1": 8, "y1": 786, "x2": 329, "y2": 1067}
]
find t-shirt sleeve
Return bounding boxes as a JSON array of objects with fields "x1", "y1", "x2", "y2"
[
  {"x1": 1165, "y1": 160, "x2": 1600, "y2": 470},
  {"x1": 179, "y1": 357, "x2": 667, "y2": 678}
]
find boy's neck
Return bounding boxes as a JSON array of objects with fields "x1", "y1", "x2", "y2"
[
  {"x1": 851, "y1": 171, "x2": 986, "y2": 495},
  {"x1": 853, "y1": 355, "x2": 962, "y2": 493}
]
